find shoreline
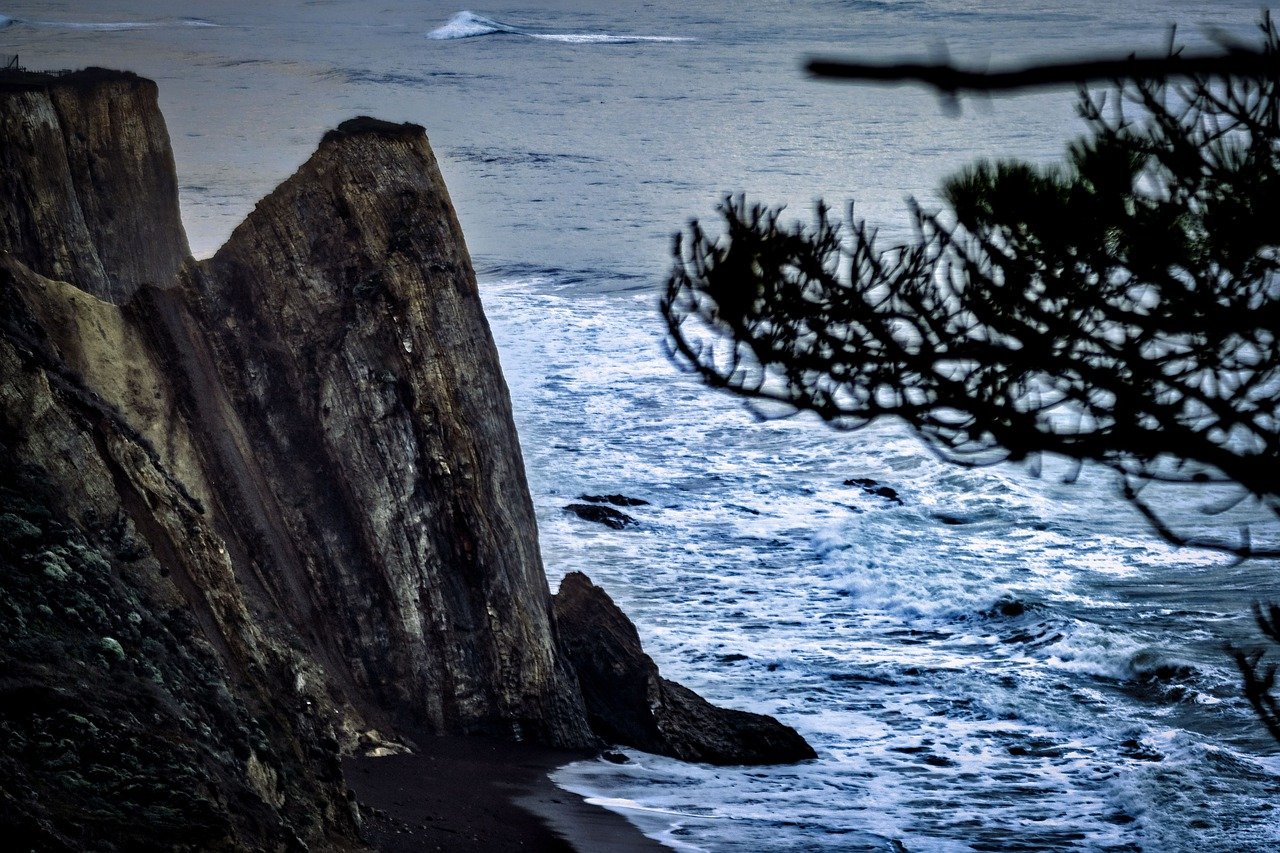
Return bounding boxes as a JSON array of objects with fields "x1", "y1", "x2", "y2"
[{"x1": 343, "y1": 735, "x2": 666, "y2": 852}]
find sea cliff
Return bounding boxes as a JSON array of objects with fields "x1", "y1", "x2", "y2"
[{"x1": 0, "y1": 68, "x2": 810, "y2": 850}]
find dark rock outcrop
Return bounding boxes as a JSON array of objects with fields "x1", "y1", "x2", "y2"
[
  {"x1": 553, "y1": 572, "x2": 816, "y2": 765},
  {"x1": 564, "y1": 503, "x2": 637, "y2": 529},
  {"x1": 844, "y1": 478, "x2": 903, "y2": 505},
  {"x1": 578, "y1": 494, "x2": 650, "y2": 507}
]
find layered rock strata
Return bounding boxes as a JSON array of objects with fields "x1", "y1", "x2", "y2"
[
  {"x1": 1, "y1": 70, "x2": 591, "y2": 848},
  {"x1": 0, "y1": 69, "x2": 187, "y2": 303},
  {"x1": 0, "y1": 67, "x2": 813, "y2": 848}
]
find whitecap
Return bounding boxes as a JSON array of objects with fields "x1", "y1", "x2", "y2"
[
  {"x1": 426, "y1": 10, "x2": 693, "y2": 44},
  {"x1": 527, "y1": 32, "x2": 693, "y2": 45},
  {"x1": 426, "y1": 10, "x2": 517, "y2": 39},
  {"x1": 36, "y1": 20, "x2": 161, "y2": 31},
  {"x1": 17, "y1": 17, "x2": 220, "y2": 31}
]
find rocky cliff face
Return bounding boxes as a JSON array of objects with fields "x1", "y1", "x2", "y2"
[
  {"x1": 188, "y1": 116, "x2": 591, "y2": 745},
  {"x1": 2, "y1": 70, "x2": 591, "y2": 849},
  {"x1": 0, "y1": 69, "x2": 188, "y2": 303},
  {"x1": 1, "y1": 259, "x2": 362, "y2": 850},
  {"x1": 1, "y1": 68, "x2": 811, "y2": 849}
]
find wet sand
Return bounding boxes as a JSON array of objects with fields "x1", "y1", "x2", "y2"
[{"x1": 344, "y1": 735, "x2": 665, "y2": 852}]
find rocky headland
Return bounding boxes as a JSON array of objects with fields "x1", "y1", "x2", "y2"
[{"x1": 0, "y1": 68, "x2": 812, "y2": 850}]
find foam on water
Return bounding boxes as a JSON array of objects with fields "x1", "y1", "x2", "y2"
[
  {"x1": 45, "y1": 22, "x2": 158, "y2": 30},
  {"x1": 7, "y1": 16, "x2": 222, "y2": 31},
  {"x1": 427, "y1": 10, "x2": 693, "y2": 43},
  {"x1": 426, "y1": 10, "x2": 516, "y2": 39}
]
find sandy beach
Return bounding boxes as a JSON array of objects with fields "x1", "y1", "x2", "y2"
[{"x1": 344, "y1": 736, "x2": 665, "y2": 852}]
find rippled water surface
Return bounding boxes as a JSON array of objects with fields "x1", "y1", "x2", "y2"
[
  {"x1": 484, "y1": 283, "x2": 1280, "y2": 851},
  {"x1": 5, "y1": 1, "x2": 1279, "y2": 849}
]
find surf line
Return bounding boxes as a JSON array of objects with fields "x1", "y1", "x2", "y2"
[{"x1": 427, "y1": 11, "x2": 693, "y2": 44}]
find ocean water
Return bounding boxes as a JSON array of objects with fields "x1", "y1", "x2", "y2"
[{"x1": 5, "y1": 2, "x2": 1280, "y2": 849}]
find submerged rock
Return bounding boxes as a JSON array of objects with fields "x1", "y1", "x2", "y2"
[
  {"x1": 981, "y1": 597, "x2": 1030, "y2": 619},
  {"x1": 578, "y1": 493, "x2": 650, "y2": 507},
  {"x1": 843, "y1": 477, "x2": 903, "y2": 505},
  {"x1": 564, "y1": 503, "x2": 637, "y2": 529},
  {"x1": 553, "y1": 572, "x2": 816, "y2": 765}
]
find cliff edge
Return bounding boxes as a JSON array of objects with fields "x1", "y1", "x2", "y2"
[{"x1": 0, "y1": 69, "x2": 188, "y2": 303}]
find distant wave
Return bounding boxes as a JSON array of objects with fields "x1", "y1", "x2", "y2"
[
  {"x1": 1, "y1": 15, "x2": 220, "y2": 31},
  {"x1": 427, "y1": 11, "x2": 692, "y2": 44},
  {"x1": 42, "y1": 21, "x2": 160, "y2": 30}
]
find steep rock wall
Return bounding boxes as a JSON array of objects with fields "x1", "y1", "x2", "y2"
[
  {"x1": 1, "y1": 258, "x2": 362, "y2": 851},
  {"x1": 0, "y1": 70, "x2": 188, "y2": 303},
  {"x1": 190, "y1": 116, "x2": 591, "y2": 745},
  {"x1": 1, "y1": 71, "x2": 594, "y2": 847}
]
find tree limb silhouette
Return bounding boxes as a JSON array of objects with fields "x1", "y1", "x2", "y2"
[
  {"x1": 665, "y1": 14, "x2": 1280, "y2": 741},
  {"x1": 807, "y1": 48, "x2": 1279, "y2": 94},
  {"x1": 665, "y1": 14, "x2": 1280, "y2": 560}
]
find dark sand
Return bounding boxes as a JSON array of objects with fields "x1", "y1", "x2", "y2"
[{"x1": 344, "y1": 735, "x2": 665, "y2": 852}]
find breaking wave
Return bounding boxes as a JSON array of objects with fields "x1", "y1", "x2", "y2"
[{"x1": 427, "y1": 11, "x2": 692, "y2": 44}]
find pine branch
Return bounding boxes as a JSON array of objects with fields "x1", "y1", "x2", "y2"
[{"x1": 806, "y1": 50, "x2": 1279, "y2": 94}]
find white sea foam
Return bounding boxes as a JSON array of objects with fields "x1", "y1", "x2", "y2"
[
  {"x1": 427, "y1": 10, "x2": 693, "y2": 44},
  {"x1": 479, "y1": 275, "x2": 1280, "y2": 851},
  {"x1": 426, "y1": 11, "x2": 516, "y2": 39},
  {"x1": 17, "y1": 17, "x2": 220, "y2": 31},
  {"x1": 35, "y1": 20, "x2": 159, "y2": 30}
]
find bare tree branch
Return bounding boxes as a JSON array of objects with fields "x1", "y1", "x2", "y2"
[
  {"x1": 806, "y1": 50, "x2": 1280, "y2": 94},
  {"x1": 666, "y1": 14, "x2": 1280, "y2": 743},
  {"x1": 665, "y1": 15, "x2": 1280, "y2": 559}
]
